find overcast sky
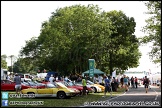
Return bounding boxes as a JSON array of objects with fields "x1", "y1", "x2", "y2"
[{"x1": 1, "y1": 1, "x2": 161, "y2": 73}]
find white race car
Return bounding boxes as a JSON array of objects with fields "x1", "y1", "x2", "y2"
[{"x1": 74, "y1": 81, "x2": 102, "y2": 93}]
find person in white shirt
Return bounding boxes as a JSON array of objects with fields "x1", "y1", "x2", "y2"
[
  {"x1": 56, "y1": 76, "x2": 58, "y2": 81},
  {"x1": 98, "y1": 75, "x2": 103, "y2": 85},
  {"x1": 117, "y1": 75, "x2": 121, "y2": 84},
  {"x1": 49, "y1": 74, "x2": 54, "y2": 84},
  {"x1": 6, "y1": 75, "x2": 10, "y2": 80},
  {"x1": 93, "y1": 75, "x2": 98, "y2": 83},
  {"x1": 65, "y1": 76, "x2": 68, "y2": 82}
]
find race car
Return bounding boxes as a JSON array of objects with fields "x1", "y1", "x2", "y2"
[
  {"x1": 57, "y1": 81, "x2": 93, "y2": 95},
  {"x1": 86, "y1": 80, "x2": 105, "y2": 92},
  {"x1": 21, "y1": 82, "x2": 80, "y2": 99}
]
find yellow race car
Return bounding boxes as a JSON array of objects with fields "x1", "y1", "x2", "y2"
[{"x1": 21, "y1": 82, "x2": 80, "y2": 99}]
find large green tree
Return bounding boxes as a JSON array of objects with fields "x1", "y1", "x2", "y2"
[
  {"x1": 20, "y1": 4, "x2": 141, "y2": 75},
  {"x1": 141, "y1": 1, "x2": 161, "y2": 63},
  {"x1": 104, "y1": 10, "x2": 141, "y2": 75}
]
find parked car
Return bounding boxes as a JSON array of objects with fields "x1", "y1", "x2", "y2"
[
  {"x1": 1, "y1": 80, "x2": 33, "y2": 91},
  {"x1": 21, "y1": 82, "x2": 80, "y2": 99},
  {"x1": 86, "y1": 80, "x2": 105, "y2": 92},
  {"x1": 157, "y1": 81, "x2": 161, "y2": 86},
  {"x1": 58, "y1": 81, "x2": 93, "y2": 95}
]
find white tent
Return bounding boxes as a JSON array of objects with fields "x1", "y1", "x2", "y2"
[
  {"x1": 123, "y1": 71, "x2": 146, "y2": 79},
  {"x1": 149, "y1": 73, "x2": 161, "y2": 84},
  {"x1": 1, "y1": 68, "x2": 8, "y2": 80}
]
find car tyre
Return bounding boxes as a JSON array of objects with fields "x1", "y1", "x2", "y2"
[
  {"x1": 57, "y1": 91, "x2": 66, "y2": 99},
  {"x1": 92, "y1": 87, "x2": 97, "y2": 93},
  {"x1": 87, "y1": 90, "x2": 89, "y2": 95}
]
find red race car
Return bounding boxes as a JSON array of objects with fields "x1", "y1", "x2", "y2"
[{"x1": 1, "y1": 80, "x2": 45, "y2": 91}]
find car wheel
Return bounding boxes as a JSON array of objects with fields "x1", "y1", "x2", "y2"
[
  {"x1": 92, "y1": 87, "x2": 97, "y2": 93},
  {"x1": 87, "y1": 90, "x2": 89, "y2": 95},
  {"x1": 57, "y1": 91, "x2": 66, "y2": 99}
]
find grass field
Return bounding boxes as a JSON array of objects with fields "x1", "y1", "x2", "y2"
[{"x1": 2, "y1": 87, "x2": 125, "y2": 107}]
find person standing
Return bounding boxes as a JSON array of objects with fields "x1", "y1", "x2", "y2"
[
  {"x1": 123, "y1": 75, "x2": 128, "y2": 92},
  {"x1": 143, "y1": 76, "x2": 149, "y2": 93},
  {"x1": 102, "y1": 76, "x2": 112, "y2": 98},
  {"x1": 117, "y1": 75, "x2": 121, "y2": 88},
  {"x1": 120, "y1": 76, "x2": 124, "y2": 88},
  {"x1": 134, "y1": 77, "x2": 138, "y2": 88},
  {"x1": 49, "y1": 74, "x2": 55, "y2": 84},
  {"x1": 82, "y1": 76, "x2": 87, "y2": 95},
  {"x1": 14, "y1": 73, "x2": 22, "y2": 94},
  {"x1": 64, "y1": 76, "x2": 68, "y2": 82},
  {"x1": 93, "y1": 75, "x2": 98, "y2": 83},
  {"x1": 77, "y1": 76, "x2": 82, "y2": 82},
  {"x1": 131, "y1": 76, "x2": 135, "y2": 89},
  {"x1": 98, "y1": 75, "x2": 103, "y2": 85},
  {"x1": 6, "y1": 75, "x2": 10, "y2": 80}
]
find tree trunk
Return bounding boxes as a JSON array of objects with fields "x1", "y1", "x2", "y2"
[{"x1": 109, "y1": 52, "x2": 113, "y2": 76}]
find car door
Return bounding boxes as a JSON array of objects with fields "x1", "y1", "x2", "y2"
[
  {"x1": 6, "y1": 80, "x2": 15, "y2": 90},
  {"x1": 2, "y1": 80, "x2": 15, "y2": 91},
  {"x1": 37, "y1": 84, "x2": 53, "y2": 94},
  {"x1": 1, "y1": 80, "x2": 6, "y2": 90}
]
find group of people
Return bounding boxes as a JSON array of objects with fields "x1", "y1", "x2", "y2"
[
  {"x1": 44, "y1": 73, "x2": 152, "y2": 98},
  {"x1": 94, "y1": 75, "x2": 118, "y2": 92},
  {"x1": 118, "y1": 75, "x2": 139, "y2": 92},
  {"x1": 120, "y1": 75, "x2": 151, "y2": 93},
  {"x1": 130, "y1": 76, "x2": 138, "y2": 89}
]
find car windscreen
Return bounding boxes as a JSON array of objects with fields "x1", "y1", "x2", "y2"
[
  {"x1": 68, "y1": 82, "x2": 74, "y2": 86},
  {"x1": 47, "y1": 83, "x2": 57, "y2": 88},
  {"x1": 60, "y1": 82, "x2": 68, "y2": 86},
  {"x1": 28, "y1": 81, "x2": 37, "y2": 86},
  {"x1": 56, "y1": 82, "x2": 68, "y2": 88},
  {"x1": 22, "y1": 82, "x2": 30, "y2": 86},
  {"x1": 87, "y1": 80, "x2": 94, "y2": 84}
]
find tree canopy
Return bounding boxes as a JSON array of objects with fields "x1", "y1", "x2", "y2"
[
  {"x1": 20, "y1": 4, "x2": 141, "y2": 75},
  {"x1": 141, "y1": 1, "x2": 161, "y2": 64}
]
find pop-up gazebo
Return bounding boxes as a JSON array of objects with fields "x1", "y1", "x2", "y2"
[{"x1": 82, "y1": 68, "x2": 105, "y2": 77}]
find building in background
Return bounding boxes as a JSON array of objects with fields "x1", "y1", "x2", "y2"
[{"x1": 1, "y1": 68, "x2": 8, "y2": 80}]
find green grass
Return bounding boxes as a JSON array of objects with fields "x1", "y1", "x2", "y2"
[{"x1": 2, "y1": 87, "x2": 125, "y2": 107}]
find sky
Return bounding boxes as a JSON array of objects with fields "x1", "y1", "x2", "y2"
[{"x1": 1, "y1": 1, "x2": 161, "y2": 73}]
